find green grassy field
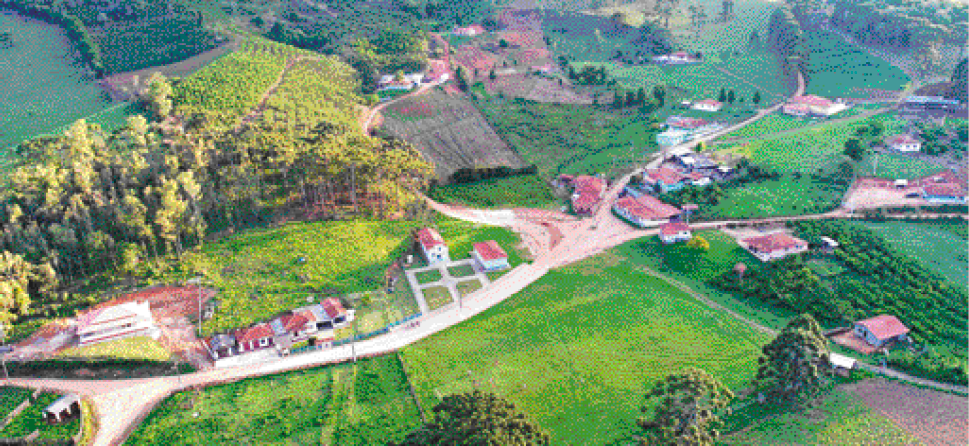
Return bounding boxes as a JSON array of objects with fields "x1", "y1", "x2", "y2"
[
  {"x1": 474, "y1": 97, "x2": 660, "y2": 177},
  {"x1": 722, "y1": 387, "x2": 917, "y2": 445},
  {"x1": 400, "y1": 243, "x2": 769, "y2": 445},
  {"x1": 858, "y1": 152, "x2": 947, "y2": 179},
  {"x1": 428, "y1": 174, "x2": 560, "y2": 209},
  {"x1": 172, "y1": 218, "x2": 523, "y2": 335},
  {"x1": 0, "y1": 387, "x2": 32, "y2": 420},
  {"x1": 0, "y1": 392, "x2": 79, "y2": 440},
  {"x1": 125, "y1": 355, "x2": 422, "y2": 445},
  {"x1": 805, "y1": 30, "x2": 911, "y2": 98},
  {"x1": 447, "y1": 264, "x2": 476, "y2": 278},
  {"x1": 54, "y1": 336, "x2": 171, "y2": 361},
  {"x1": 706, "y1": 175, "x2": 849, "y2": 220},
  {"x1": 860, "y1": 221, "x2": 968, "y2": 289},
  {"x1": 415, "y1": 270, "x2": 442, "y2": 285}
]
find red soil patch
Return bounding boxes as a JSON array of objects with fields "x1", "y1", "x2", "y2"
[
  {"x1": 829, "y1": 330, "x2": 879, "y2": 355},
  {"x1": 79, "y1": 285, "x2": 217, "y2": 321},
  {"x1": 516, "y1": 48, "x2": 551, "y2": 65},
  {"x1": 498, "y1": 31, "x2": 543, "y2": 48},
  {"x1": 454, "y1": 46, "x2": 496, "y2": 73},
  {"x1": 844, "y1": 378, "x2": 968, "y2": 446}
]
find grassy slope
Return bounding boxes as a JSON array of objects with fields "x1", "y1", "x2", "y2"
[
  {"x1": 401, "y1": 244, "x2": 769, "y2": 445},
  {"x1": 428, "y1": 175, "x2": 560, "y2": 209},
  {"x1": 805, "y1": 30, "x2": 911, "y2": 98},
  {"x1": 125, "y1": 355, "x2": 421, "y2": 445},
  {"x1": 54, "y1": 336, "x2": 171, "y2": 361},
  {"x1": 177, "y1": 218, "x2": 523, "y2": 335},
  {"x1": 859, "y1": 221, "x2": 969, "y2": 290}
]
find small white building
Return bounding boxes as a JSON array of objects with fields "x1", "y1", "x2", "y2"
[
  {"x1": 416, "y1": 227, "x2": 450, "y2": 264},
  {"x1": 829, "y1": 353, "x2": 856, "y2": 375},
  {"x1": 76, "y1": 301, "x2": 160, "y2": 346},
  {"x1": 472, "y1": 240, "x2": 510, "y2": 272},
  {"x1": 691, "y1": 99, "x2": 723, "y2": 112},
  {"x1": 659, "y1": 222, "x2": 692, "y2": 244},
  {"x1": 378, "y1": 73, "x2": 425, "y2": 91},
  {"x1": 43, "y1": 394, "x2": 80, "y2": 424},
  {"x1": 884, "y1": 134, "x2": 921, "y2": 152}
]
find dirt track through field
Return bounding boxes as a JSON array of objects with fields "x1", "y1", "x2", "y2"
[{"x1": 843, "y1": 378, "x2": 968, "y2": 446}]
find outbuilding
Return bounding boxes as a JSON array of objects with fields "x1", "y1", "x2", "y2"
[
  {"x1": 853, "y1": 314, "x2": 910, "y2": 348},
  {"x1": 659, "y1": 222, "x2": 692, "y2": 244},
  {"x1": 43, "y1": 394, "x2": 80, "y2": 424},
  {"x1": 472, "y1": 240, "x2": 510, "y2": 272},
  {"x1": 416, "y1": 227, "x2": 450, "y2": 264}
]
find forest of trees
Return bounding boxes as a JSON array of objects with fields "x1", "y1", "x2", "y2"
[
  {"x1": 830, "y1": 0, "x2": 967, "y2": 50},
  {"x1": 767, "y1": 2, "x2": 808, "y2": 82},
  {"x1": 0, "y1": 51, "x2": 433, "y2": 333}
]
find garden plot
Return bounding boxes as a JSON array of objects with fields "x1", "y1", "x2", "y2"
[
  {"x1": 378, "y1": 89, "x2": 526, "y2": 182},
  {"x1": 403, "y1": 259, "x2": 490, "y2": 313},
  {"x1": 0, "y1": 391, "x2": 80, "y2": 441},
  {"x1": 842, "y1": 378, "x2": 968, "y2": 446}
]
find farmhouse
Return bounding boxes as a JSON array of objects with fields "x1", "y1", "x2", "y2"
[
  {"x1": 76, "y1": 301, "x2": 160, "y2": 346},
  {"x1": 787, "y1": 95, "x2": 846, "y2": 117},
  {"x1": 472, "y1": 240, "x2": 510, "y2": 272},
  {"x1": 657, "y1": 129, "x2": 692, "y2": 146},
  {"x1": 378, "y1": 73, "x2": 424, "y2": 91},
  {"x1": 921, "y1": 183, "x2": 967, "y2": 204},
  {"x1": 570, "y1": 175, "x2": 606, "y2": 215},
  {"x1": 652, "y1": 51, "x2": 699, "y2": 65},
  {"x1": 613, "y1": 194, "x2": 681, "y2": 228},
  {"x1": 853, "y1": 314, "x2": 910, "y2": 348},
  {"x1": 885, "y1": 134, "x2": 921, "y2": 152},
  {"x1": 43, "y1": 394, "x2": 80, "y2": 424},
  {"x1": 782, "y1": 103, "x2": 811, "y2": 117},
  {"x1": 234, "y1": 323, "x2": 275, "y2": 353},
  {"x1": 416, "y1": 227, "x2": 450, "y2": 264},
  {"x1": 740, "y1": 233, "x2": 808, "y2": 262},
  {"x1": 659, "y1": 222, "x2": 692, "y2": 244},
  {"x1": 453, "y1": 24, "x2": 485, "y2": 37},
  {"x1": 691, "y1": 99, "x2": 723, "y2": 112}
]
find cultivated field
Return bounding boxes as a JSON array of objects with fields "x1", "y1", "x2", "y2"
[
  {"x1": 401, "y1": 244, "x2": 769, "y2": 444},
  {"x1": 805, "y1": 30, "x2": 911, "y2": 99},
  {"x1": 428, "y1": 174, "x2": 560, "y2": 209},
  {"x1": 0, "y1": 391, "x2": 79, "y2": 441},
  {"x1": 378, "y1": 89, "x2": 527, "y2": 182},
  {"x1": 125, "y1": 355, "x2": 423, "y2": 445},
  {"x1": 860, "y1": 221, "x2": 969, "y2": 289},
  {"x1": 842, "y1": 378, "x2": 968, "y2": 446}
]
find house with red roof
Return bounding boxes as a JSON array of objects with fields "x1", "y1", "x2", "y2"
[
  {"x1": 472, "y1": 240, "x2": 510, "y2": 272},
  {"x1": 788, "y1": 95, "x2": 846, "y2": 116},
  {"x1": 425, "y1": 59, "x2": 451, "y2": 83},
  {"x1": 740, "y1": 232, "x2": 809, "y2": 262},
  {"x1": 691, "y1": 99, "x2": 723, "y2": 112},
  {"x1": 613, "y1": 194, "x2": 681, "y2": 228},
  {"x1": 416, "y1": 227, "x2": 450, "y2": 264},
  {"x1": 853, "y1": 314, "x2": 910, "y2": 348},
  {"x1": 234, "y1": 323, "x2": 275, "y2": 353},
  {"x1": 921, "y1": 183, "x2": 967, "y2": 204},
  {"x1": 659, "y1": 222, "x2": 692, "y2": 244},
  {"x1": 570, "y1": 175, "x2": 606, "y2": 215},
  {"x1": 453, "y1": 24, "x2": 486, "y2": 37},
  {"x1": 885, "y1": 134, "x2": 921, "y2": 152},
  {"x1": 644, "y1": 167, "x2": 689, "y2": 193},
  {"x1": 782, "y1": 103, "x2": 811, "y2": 117}
]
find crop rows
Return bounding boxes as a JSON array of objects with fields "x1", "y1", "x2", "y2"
[{"x1": 261, "y1": 58, "x2": 362, "y2": 129}]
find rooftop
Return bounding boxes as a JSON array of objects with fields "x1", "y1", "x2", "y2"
[
  {"x1": 615, "y1": 195, "x2": 681, "y2": 221},
  {"x1": 416, "y1": 227, "x2": 446, "y2": 249},
  {"x1": 474, "y1": 240, "x2": 508, "y2": 261},
  {"x1": 660, "y1": 221, "x2": 691, "y2": 236},
  {"x1": 742, "y1": 233, "x2": 807, "y2": 253},
  {"x1": 856, "y1": 314, "x2": 910, "y2": 340}
]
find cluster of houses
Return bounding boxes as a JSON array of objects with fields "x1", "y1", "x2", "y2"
[
  {"x1": 415, "y1": 227, "x2": 510, "y2": 272},
  {"x1": 651, "y1": 51, "x2": 701, "y2": 65},
  {"x1": 206, "y1": 297, "x2": 355, "y2": 360},
  {"x1": 634, "y1": 153, "x2": 734, "y2": 194},
  {"x1": 782, "y1": 94, "x2": 847, "y2": 117},
  {"x1": 656, "y1": 116, "x2": 725, "y2": 146}
]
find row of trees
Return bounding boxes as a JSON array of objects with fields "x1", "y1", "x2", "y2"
[
  {"x1": 830, "y1": 0, "x2": 965, "y2": 50},
  {"x1": 767, "y1": 2, "x2": 808, "y2": 81},
  {"x1": 2, "y1": 0, "x2": 104, "y2": 76}
]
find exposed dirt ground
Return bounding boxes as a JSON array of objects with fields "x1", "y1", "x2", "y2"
[{"x1": 843, "y1": 378, "x2": 969, "y2": 446}]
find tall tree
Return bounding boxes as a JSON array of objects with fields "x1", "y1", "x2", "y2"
[
  {"x1": 639, "y1": 367, "x2": 734, "y2": 446},
  {"x1": 395, "y1": 391, "x2": 549, "y2": 445},
  {"x1": 754, "y1": 313, "x2": 831, "y2": 403},
  {"x1": 950, "y1": 58, "x2": 968, "y2": 102}
]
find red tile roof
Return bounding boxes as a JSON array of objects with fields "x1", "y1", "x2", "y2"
[
  {"x1": 694, "y1": 99, "x2": 722, "y2": 108},
  {"x1": 615, "y1": 195, "x2": 681, "y2": 221},
  {"x1": 322, "y1": 297, "x2": 345, "y2": 318},
  {"x1": 571, "y1": 175, "x2": 606, "y2": 213},
  {"x1": 660, "y1": 222, "x2": 691, "y2": 236},
  {"x1": 918, "y1": 169, "x2": 963, "y2": 185},
  {"x1": 667, "y1": 116, "x2": 709, "y2": 129},
  {"x1": 473, "y1": 240, "x2": 508, "y2": 261},
  {"x1": 235, "y1": 323, "x2": 274, "y2": 344},
  {"x1": 783, "y1": 103, "x2": 811, "y2": 113},
  {"x1": 416, "y1": 227, "x2": 445, "y2": 250},
  {"x1": 922, "y1": 183, "x2": 966, "y2": 197},
  {"x1": 646, "y1": 167, "x2": 687, "y2": 185},
  {"x1": 856, "y1": 314, "x2": 910, "y2": 340},
  {"x1": 791, "y1": 95, "x2": 834, "y2": 108},
  {"x1": 282, "y1": 312, "x2": 310, "y2": 332},
  {"x1": 743, "y1": 233, "x2": 807, "y2": 253},
  {"x1": 885, "y1": 134, "x2": 919, "y2": 146}
]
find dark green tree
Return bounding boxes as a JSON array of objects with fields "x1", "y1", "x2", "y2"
[
  {"x1": 638, "y1": 367, "x2": 734, "y2": 446},
  {"x1": 843, "y1": 137, "x2": 865, "y2": 161},
  {"x1": 727, "y1": 89, "x2": 736, "y2": 104},
  {"x1": 394, "y1": 391, "x2": 549, "y2": 445},
  {"x1": 718, "y1": 88, "x2": 727, "y2": 102},
  {"x1": 752, "y1": 91, "x2": 762, "y2": 105},
  {"x1": 653, "y1": 85, "x2": 667, "y2": 107},
  {"x1": 754, "y1": 314, "x2": 831, "y2": 404},
  {"x1": 950, "y1": 58, "x2": 968, "y2": 102}
]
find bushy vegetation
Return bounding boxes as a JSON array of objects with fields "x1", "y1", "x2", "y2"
[
  {"x1": 830, "y1": 0, "x2": 967, "y2": 49},
  {"x1": 859, "y1": 221, "x2": 968, "y2": 289},
  {"x1": 0, "y1": 386, "x2": 32, "y2": 419},
  {"x1": 428, "y1": 174, "x2": 558, "y2": 209},
  {"x1": 767, "y1": 2, "x2": 807, "y2": 82},
  {"x1": 126, "y1": 355, "x2": 423, "y2": 445}
]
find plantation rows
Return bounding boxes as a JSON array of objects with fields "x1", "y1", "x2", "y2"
[{"x1": 261, "y1": 58, "x2": 362, "y2": 129}]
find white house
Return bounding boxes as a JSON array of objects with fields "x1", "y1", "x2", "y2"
[
  {"x1": 659, "y1": 222, "x2": 692, "y2": 244},
  {"x1": 43, "y1": 394, "x2": 80, "y2": 424},
  {"x1": 453, "y1": 25, "x2": 485, "y2": 37},
  {"x1": 853, "y1": 314, "x2": 910, "y2": 348},
  {"x1": 378, "y1": 73, "x2": 425, "y2": 91},
  {"x1": 416, "y1": 227, "x2": 450, "y2": 264},
  {"x1": 691, "y1": 99, "x2": 723, "y2": 112},
  {"x1": 787, "y1": 95, "x2": 846, "y2": 117},
  {"x1": 740, "y1": 233, "x2": 808, "y2": 262},
  {"x1": 884, "y1": 134, "x2": 921, "y2": 152},
  {"x1": 75, "y1": 301, "x2": 160, "y2": 346},
  {"x1": 472, "y1": 240, "x2": 510, "y2": 272}
]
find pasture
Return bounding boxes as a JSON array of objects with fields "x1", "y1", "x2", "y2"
[
  {"x1": 125, "y1": 355, "x2": 422, "y2": 445},
  {"x1": 401, "y1": 244, "x2": 768, "y2": 444},
  {"x1": 0, "y1": 392, "x2": 79, "y2": 440},
  {"x1": 167, "y1": 217, "x2": 523, "y2": 335},
  {"x1": 858, "y1": 151, "x2": 946, "y2": 179},
  {"x1": 475, "y1": 97, "x2": 661, "y2": 177},
  {"x1": 0, "y1": 11, "x2": 123, "y2": 153},
  {"x1": 378, "y1": 89, "x2": 527, "y2": 182},
  {"x1": 0, "y1": 387, "x2": 32, "y2": 420},
  {"x1": 428, "y1": 174, "x2": 559, "y2": 209},
  {"x1": 804, "y1": 30, "x2": 911, "y2": 98},
  {"x1": 860, "y1": 221, "x2": 969, "y2": 290}
]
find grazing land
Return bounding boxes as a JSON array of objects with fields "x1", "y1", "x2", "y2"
[
  {"x1": 125, "y1": 355, "x2": 422, "y2": 446},
  {"x1": 378, "y1": 89, "x2": 527, "y2": 182},
  {"x1": 166, "y1": 218, "x2": 523, "y2": 335},
  {"x1": 401, "y1": 245, "x2": 768, "y2": 445},
  {"x1": 804, "y1": 30, "x2": 911, "y2": 99},
  {"x1": 860, "y1": 221, "x2": 968, "y2": 290},
  {"x1": 428, "y1": 174, "x2": 559, "y2": 209},
  {"x1": 0, "y1": 392, "x2": 79, "y2": 440},
  {"x1": 54, "y1": 336, "x2": 171, "y2": 361}
]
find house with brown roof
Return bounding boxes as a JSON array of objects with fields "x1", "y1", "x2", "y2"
[
  {"x1": 416, "y1": 227, "x2": 450, "y2": 264},
  {"x1": 853, "y1": 314, "x2": 910, "y2": 348},
  {"x1": 740, "y1": 232, "x2": 809, "y2": 262},
  {"x1": 570, "y1": 175, "x2": 606, "y2": 215},
  {"x1": 659, "y1": 222, "x2": 692, "y2": 244},
  {"x1": 472, "y1": 240, "x2": 510, "y2": 272},
  {"x1": 613, "y1": 195, "x2": 681, "y2": 228},
  {"x1": 234, "y1": 323, "x2": 275, "y2": 353}
]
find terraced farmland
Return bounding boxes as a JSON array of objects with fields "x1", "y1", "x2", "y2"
[{"x1": 378, "y1": 89, "x2": 527, "y2": 182}]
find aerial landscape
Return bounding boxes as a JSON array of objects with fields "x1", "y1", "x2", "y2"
[{"x1": 0, "y1": 0, "x2": 967, "y2": 445}]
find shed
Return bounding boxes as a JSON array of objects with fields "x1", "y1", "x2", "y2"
[
  {"x1": 829, "y1": 353, "x2": 856, "y2": 376},
  {"x1": 853, "y1": 314, "x2": 910, "y2": 348},
  {"x1": 44, "y1": 394, "x2": 80, "y2": 424},
  {"x1": 820, "y1": 237, "x2": 839, "y2": 252}
]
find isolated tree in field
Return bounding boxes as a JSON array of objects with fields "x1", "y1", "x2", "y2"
[
  {"x1": 638, "y1": 367, "x2": 734, "y2": 446},
  {"x1": 499, "y1": 38, "x2": 509, "y2": 48},
  {"x1": 754, "y1": 313, "x2": 831, "y2": 404},
  {"x1": 394, "y1": 390, "x2": 549, "y2": 445},
  {"x1": 652, "y1": 85, "x2": 666, "y2": 107},
  {"x1": 687, "y1": 236, "x2": 710, "y2": 251},
  {"x1": 752, "y1": 91, "x2": 761, "y2": 105},
  {"x1": 637, "y1": 87, "x2": 647, "y2": 105},
  {"x1": 717, "y1": 88, "x2": 726, "y2": 103},
  {"x1": 142, "y1": 72, "x2": 173, "y2": 121},
  {"x1": 489, "y1": 69, "x2": 497, "y2": 80},
  {"x1": 455, "y1": 66, "x2": 470, "y2": 91},
  {"x1": 843, "y1": 137, "x2": 865, "y2": 162},
  {"x1": 726, "y1": 89, "x2": 736, "y2": 104},
  {"x1": 733, "y1": 262, "x2": 747, "y2": 282}
]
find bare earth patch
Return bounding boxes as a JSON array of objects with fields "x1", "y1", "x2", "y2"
[{"x1": 843, "y1": 378, "x2": 969, "y2": 446}]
